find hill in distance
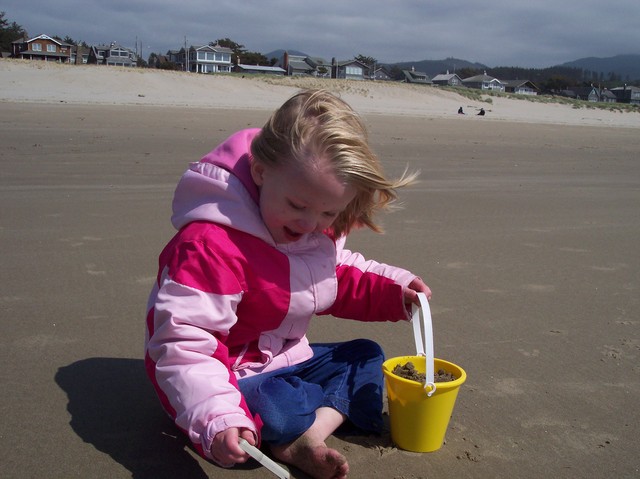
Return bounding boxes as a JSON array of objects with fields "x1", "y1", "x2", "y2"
[
  {"x1": 559, "y1": 54, "x2": 640, "y2": 82},
  {"x1": 383, "y1": 57, "x2": 488, "y2": 76},
  {"x1": 265, "y1": 50, "x2": 487, "y2": 76},
  {"x1": 264, "y1": 49, "x2": 307, "y2": 61},
  {"x1": 265, "y1": 50, "x2": 640, "y2": 81}
]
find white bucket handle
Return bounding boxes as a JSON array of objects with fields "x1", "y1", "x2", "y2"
[{"x1": 411, "y1": 292, "x2": 436, "y2": 396}]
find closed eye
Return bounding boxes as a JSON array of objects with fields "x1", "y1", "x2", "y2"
[{"x1": 287, "y1": 199, "x2": 305, "y2": 210}]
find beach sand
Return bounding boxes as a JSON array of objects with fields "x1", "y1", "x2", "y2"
[{"x1": 1, "y1": 60, "x2": 639, "y2": 478}]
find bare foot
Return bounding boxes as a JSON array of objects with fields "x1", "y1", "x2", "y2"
[{"x1": 271, "y1": 435, "x2": 349, "y2": 479}]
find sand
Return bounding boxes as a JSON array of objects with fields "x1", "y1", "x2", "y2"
[
  {"x1": 2, "y1": 59, "x2": 639, "y2": 128},
  {"x1": 1, "y1": 59, "x2": 639, "y2": 478}
]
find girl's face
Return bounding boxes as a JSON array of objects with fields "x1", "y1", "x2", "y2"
[{"x1": 250, "y1": 157, "x2": 356, "y2": 244}]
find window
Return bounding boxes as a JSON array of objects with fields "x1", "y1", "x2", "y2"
[
  {"x1": 32, "y1": 43, "x2": 42, "y2": 51},
  {"x1": 345, "y1": 66, "x2": 362, "y2": 76},
  {"x1": 47, "y1": 44, "x2": 56, "y2": 52}
]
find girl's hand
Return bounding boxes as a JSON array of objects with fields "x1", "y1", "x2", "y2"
[
  {"x1": 210, "y1": 427, "x2": 256, "y2": 467},
  {"x1": 403, "y1": 277, "x2": 432, "y2": 306}
]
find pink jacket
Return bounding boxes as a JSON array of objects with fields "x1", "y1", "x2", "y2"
[{"x1": 145, "y1": 129, "x2": 417, "y2": 461}]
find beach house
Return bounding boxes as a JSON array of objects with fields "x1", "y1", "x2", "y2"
[
  {"x1": 332, "y1": 59, "x2": 370, "y2": 80},
  {"x1": 431, "y1": 72, "x2": 463, "y2": 87},
  {"x1": 502, "y1": 80, "x2": 539, "y2": 95},
  {"x1": 88, "y1": 43, "x2": 137, "y2": 67},
  {"x1": 185, "y1": 44, "x2": 233, "y2": 74},
  {"x1": 462, "y1": 72, "x2": 505, "y2": 92},
  {"x1": 278, "y1": 53, "x2": 333, "y2": 78},
  {"x1": 11, "y1": 34, "x2": 71, "y2": 63},
  {"x1": 401, "y1": 67, "x2": 432, "y2": 84}
]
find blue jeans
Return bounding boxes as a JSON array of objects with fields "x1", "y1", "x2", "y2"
[{"x1": 238, "y1": 339, "x2": 385, "y2": 445}]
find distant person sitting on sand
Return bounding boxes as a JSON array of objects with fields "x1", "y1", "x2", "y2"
[
  {"x1": 144, "y1": 89, "x2": 431, "y2": 479},
  {"x1": 477, "y1": 108, "x2": 486, "y2": 116},
  {"x1": 458, "y1": 106, "x2": 465, "y2": 115}
]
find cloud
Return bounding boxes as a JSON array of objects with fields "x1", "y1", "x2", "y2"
[{"x1": 3, "y1": 0, "x2": 639, "y2": 68}]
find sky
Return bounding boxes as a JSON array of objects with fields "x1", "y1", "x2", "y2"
[{"x1": 4, "y1": 1, "x2": 639, "y2": 68}]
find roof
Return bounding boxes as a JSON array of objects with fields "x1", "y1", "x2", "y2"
[
  {"x1": 94, "y1": 43, "x2": 132, "y2": 51},
  {"x1": 237, "y1": 64, "x2": 286, "y2": 73},
  {"x1": 288, "y1": 59, "x2": 314, "y2": 71},
  {"x1": 402, "y1": 69, "x2": 431, "y2": 84},
  {"x1": 336, "y1": 59, "x2": 369, "y2": 68},
  {"x1": 14, "y1": 34, "x2": 69, "y2": 46},
  {"x1": 572, "y1": 86, "x2": 598, "y2": 97},
  {"x1": 502, "y1": 79, "x2": 539, "y2": 90},
  {"x1": 431, "y1": 73, "x2": 461, "y2": 81},
  {"x1": 462, "y1": 73, "x2": 502, "y2": 84},
  {"x1": 307, "y1": 56, "x2": 330, "y2": 67},
  {"x1": 190, "y1": 44, "x2": 233, "y2": 53},
  {"x1": 611, "y1": 85, "x2": 640, "y2": 92}
]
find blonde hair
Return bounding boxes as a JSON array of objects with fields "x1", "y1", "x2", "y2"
[{"x1": 251, "y1": 89, "x2": 417, "y2": 237}]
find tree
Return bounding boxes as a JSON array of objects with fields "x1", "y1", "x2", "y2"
[
  {"x1": 0, "y1": 11, "x2": 28, "y2": 51},
  {"x1": 457, "y1": 67, "x2": 480, "y2": 79},
  {"x1": 388, "y1": 65, "x2": 403, "y2": 81},
  {"x1": 355, "y1": 54, "x2": 377, "y2": 68},
  {"x1": 211, "y1": 38, "x2": 246, "y2": 57},
  {"x1": 540, "y1": 75, "x2": 577, "y2": 93},
  {"x1": 210, "y1": 38, "x2": 271, "y2": 66},
  {"x1": 238, "y1": 51, "x2": 269, "y2": 66}
]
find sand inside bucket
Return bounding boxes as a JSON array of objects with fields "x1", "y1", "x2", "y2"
[{"x1": 392, "y1": 361, "x2": 457, "y2": 383}]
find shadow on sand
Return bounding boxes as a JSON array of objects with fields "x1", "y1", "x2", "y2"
[{"x1": 54, "y1": 357, "x2": 253, "y2": 478}]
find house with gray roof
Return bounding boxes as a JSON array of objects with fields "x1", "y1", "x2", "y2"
[
  {"x1": 235, "y1": 64, "x2": 286, "y2": 75},
  {"x1": 600, "y1": 89, "x2": 617, "y2": 103},
  {"x1": 402, "y1": 67, "x2": 431, "y2": 84},
  {"x1": 560, "y1": 86, "x2": 619, "y2": 103},
  {"x1": 502, "y1": 80, "x2": 539, "y2": 95},
  {"x1": 373, "y1": 66, "x2": 393, "y2": 81},
  {"x1": 306, "y1": 57, "x2": 332, "y2": 78},
  {"x1": 572, "y1": 86, "x2": 601, "y2": 102},
  {"x1": 89, "y1": 42, "x2": 137, "y2": 67},
  {"x1": 462, "y1": 72, "x2": 505, "y2": 92},
  {"x1": 431, "y1": 72, "x2": 463, "y2": 87},
  {"x1": 332, "y1": 59, "x2": 369, "y2": 80},
  {"x1": 611, "y1": 85, "x2": 640, "y2": 104},
  {"x1": 279, "y1": 52, "x2": 331, "y2": 77},
  {"x1": 186, "y1": 44, "x2": 233, "y2": 74}
]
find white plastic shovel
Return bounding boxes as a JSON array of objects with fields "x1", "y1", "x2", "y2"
[{"x1": 239, "y1": 438, "x2": 290, "y2": 478}]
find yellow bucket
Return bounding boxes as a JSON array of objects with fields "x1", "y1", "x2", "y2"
[
  {"x1": 382, "y1": 292, "x2": 466, "y2": 452},
  {"x1": 382, "y1": 355, "x2": 466, "y2": 452}
]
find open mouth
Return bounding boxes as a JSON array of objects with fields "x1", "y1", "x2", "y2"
[{"x1": 284, "y1": 227, "x2": 303, "y2": 241}]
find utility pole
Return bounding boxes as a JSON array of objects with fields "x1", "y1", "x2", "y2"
[{"x1": 184, "y1": 36, "x2": 189, "y2": 72}]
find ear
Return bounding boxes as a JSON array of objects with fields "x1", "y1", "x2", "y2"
[{"x1": 250, "y1": 158, "x2": 266, "y2": 186}]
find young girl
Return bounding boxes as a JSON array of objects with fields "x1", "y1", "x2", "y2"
[{"x1": 145, "y1": 89, "x2": 430, "y2": 479}]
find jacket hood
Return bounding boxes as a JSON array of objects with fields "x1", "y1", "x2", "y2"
[{"x1": 171, "y1": 129, "x2": 274, "y2": 243}]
